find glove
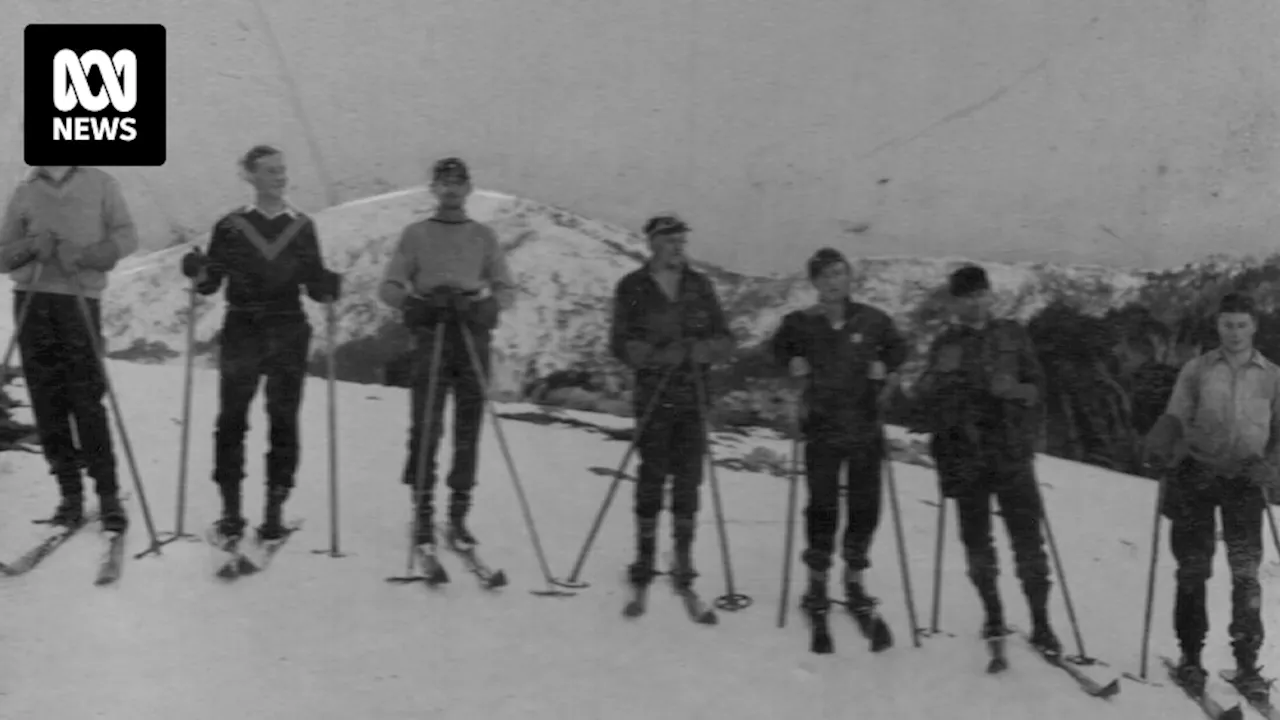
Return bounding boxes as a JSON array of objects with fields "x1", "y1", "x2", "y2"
[
  {"x1": 1241, "y1": 457, "x2": 1280, "y2": 498},
  {"x1": 990, "y1": 374, "x2": 1038, "y2": 406},
  {"x1": 309, "y1": 270, "x2": 343, "y2": 302},
  {"x1": 466, "y1": 296, "x2": 500, "y2": 329},
  {"x1": 180, "y1": 249, "x2": 210, "y2": 279},
  {"x1": 789, "y1": 356, "x2": 811, "y2": 378},
  {"x1": 875, "y1": 381, "x2": 896, "y2": 415},
  {"x1": 1142, "y1": 414, "x2": 1185, "y2": 468},
  {"x1": 427, "y1": 286, "x2": 471, "y2": 312},
  {"x1": 402, "y1": 295, "x2": 434, "y2": 329}
]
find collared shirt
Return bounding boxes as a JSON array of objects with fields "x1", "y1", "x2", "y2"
[
  {"x1": 243, "y1": 203, "x2": 297, "y2": 219},
  {"x1": 1164, "y1": 347, "x2": 1280, "y2": 473}
]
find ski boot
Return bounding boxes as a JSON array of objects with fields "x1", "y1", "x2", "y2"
[
  {"x1": 799, "y1": 571, "x2": 831, "y2": 614},
  {"x1": 257, "y1": 486, "x2": 290, "y2": 541},
  {"x1": 1173, "y1": 653, "x2": 1209, "y2": 695},
  {"x1": 48, "y1": 493, "x2": 85, "y2": 527},
  {"x1": 1029, "y1": 622, "x2": 1063, "y2": 659},
  {"x1": 670, "y1": 517, "x2": 698, "y2": 588},
  {"x1": 98, "y1": 492, "x2": 129, "y2": 533},
  {"x1": 983, "y1": 614, "x2": 1010, "y2": 673},
  {"x1": 445, "y1": 515, "x2": 478, "y2": 551},
  {"x1": 1227, "y1": 645, "x2": 1272, "y2": 703},
  {"x1": 844, "y1": 568, "x2": 892, "y2": 651},
  {"x1": 627, "y1": 517, "x2": 659, "y2": 586}
]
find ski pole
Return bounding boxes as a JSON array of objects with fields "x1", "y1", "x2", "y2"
[
  {"x1": 386, "y1": 318, "x2": 446, "y2": 583},
  {"x1": 313, "y1": 301, "x2": 344, "y2": 558},
  {"x1": 457, "y1": 321, "x2": 573, "y2": 597},
  {"x1": 70, "y1": 280, "x2": 163, "y2": 559},
  {"x1": 1137, "y1": 464, "x2": 1170, "y2": 680},
  {"x1": 777, "y1": 435, "x2": 801, "y2": 628},
  {"x1": 929, "y1": 488, "x2": 947, "y2": 635},
  {"x1": 1, "y1": 264, "x2": 44, "y2": 383},
  {"x1": 158, "y1": 283, "x2": 200, "y2": 546},
  {"x1": 554, "y1": 364, "x2": 678, "y2": 589},
  {"x1": 1038, "y1": 486, "x2": 1093, "y2": 664},
  {"x1": 882, "y1": 433, "x2": 922, "y2": 647},
  {"x1": 1263, "y1": 487, "x2": 1280, "y2": 562},
  {"x1": 695, "y1": 371, "x2": 750, "y2": 611}
]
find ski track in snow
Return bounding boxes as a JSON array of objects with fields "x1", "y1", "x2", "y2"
[{"x1": 0, "y1": 360, "x2": 1276, "y2": 720}]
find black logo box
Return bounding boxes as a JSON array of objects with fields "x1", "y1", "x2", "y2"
[{"x1": 24, "y1": 24, "x2": 166, "y2": 167}]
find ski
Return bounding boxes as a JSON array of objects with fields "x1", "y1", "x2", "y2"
[
  {"x1": 986, "y1": 631, "x2": 1009, "y2": 674},
  {"x1": 445, "y1": 539, "x2": 507, "y2": 590},
  {"x1": 94, "y1": 530, "x2": 126, "y2": 586},
  {"x1": 622, "y1": 581, "x2": 650, "y2": 618},
  {"x1": 1219, "y1": 669, "x2": 1279, "y2": 720},
  {"x1": 1019, "y1": 633, "x2": 1120, "y2": 699},
  {"x1": 239, "y1": 520, "x2": 303, "y2": 575},
  {"x1": 3, "y1": 512, "x2": 97, "y2": 576},
  {"x1": 831, "y1": 597, "x2": 893, "y2": 652},
  {"x1": 206, "y1": 525, "x2": 254, "y2": 580},
  {"x1": 1162, "y1": 656, "x2": 1245, "y2": 720},
  {"x1": 414, "y1": 545, "x2": 450, "y2": 586}
]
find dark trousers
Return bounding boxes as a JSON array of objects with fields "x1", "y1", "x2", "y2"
[
  {"x1": 14, "y1": 291, "x2": 116, "y2": 494},
  {"x1": 400, "y1": 323, "x2": 489, "y2": 521},
  {"x1": 1167, "y1": 459, "x2": 1266, "y2": 661},
  {"x1": 213, "y1": 311, "x2": 312, "y2": 490},
  {"x1": 634, "y1": 386, "x2": 706, "y2": 521},
  {"x1": 802, "y1": 436, "x2": 884, "y2": 574},
  {"x1": 935, "y1": 446, "x2": 1052, "y2": 614}
]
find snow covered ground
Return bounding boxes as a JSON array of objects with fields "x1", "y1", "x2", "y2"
[{"x1": 0, "y1": 360, "x2": 1276, "y2": 720}]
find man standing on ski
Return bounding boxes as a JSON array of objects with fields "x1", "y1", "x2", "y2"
[
  {"x1": 769, "y1": 247, "x2": 907, "y2": 642},
  {"x1": 608, "y1": 213, "x2": 735, "y2": 588},
  {"x1": 910, "y1": 264, "x2": 1062, "y2": 657},
  {"x1": 1143, "y1": 292, "x2": 1280, "y2": 702},
  {"x1": 378, "y1": 157, "x2": 515, "y2": 552},
  {"x1": 180, "y1": 145, "x2": 342, "y2": 543},
  {"x1": 0, "y1": 166, "x2": 138, "y2": 533}
]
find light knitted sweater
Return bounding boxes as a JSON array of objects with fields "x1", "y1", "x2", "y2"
[{"x1": 0, "y1": 167, "x2": 139, "y2": 298}]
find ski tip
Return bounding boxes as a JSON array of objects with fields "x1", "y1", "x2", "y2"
[
  {"x1": 487, "y1": 570, "x2": 509, "y2": 588},
  {"x1": 1096, "y1": 679, "x2": 1121, "y2": 698},
  {"x1": 698, "y1": 611, "x2": 719, "y2": 626},
  {"x1": 1221, "y1": 706, "x2": 1244, "y2": 720}
]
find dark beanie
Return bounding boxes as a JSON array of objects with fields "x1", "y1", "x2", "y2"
[
  {"x1": 949, "y1": 264, "x2": 990, "y2": 297},
  {"x1": 807, "y1": 247, "x2": 848, "y2": 279}
]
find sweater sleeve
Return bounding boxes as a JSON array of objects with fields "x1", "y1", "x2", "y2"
[
  {"x1": 609, "y1": 276, "x2": 642, "y2": 365},
  {"x1": 378, "y1": 226, "x2": 418, "y2": 309},
  {"x1": 698, "y1": 275, "x2": 735, "y2": 363},
  {"x1": 79, "y1": 173, "x2": 138, "y2": 271},
  {"x1": 877, "y1": 312, "x2": 909, "y2": 374},
  {"x1": 297, "y1": 220, "x2": 335, "y2": 301},
  {"x1": 481, "y1": 226, "x2": 516, "y2": 310},
  {"x1": 770, "y1": 312, "x2": 804, "y2": 368},
  {"x1": 0, "y1": 185, "x2": 30, "y2": 273},
  {"x1": 195, "y1": 220, "x2": 230, "y2": 296}
]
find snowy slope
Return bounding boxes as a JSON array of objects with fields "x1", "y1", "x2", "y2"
[
  {"x1": 0, "y1": 186, "x2": 1149, "y2": 395},
  {"x1": 0, "y1": 361, "x2": 1275, "y2": 719}
]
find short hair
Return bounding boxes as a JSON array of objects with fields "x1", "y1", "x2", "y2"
[
  {"x1": 240, "y1": 144, "x2": 281, "y2": 173},
  {"x1": 1217, "y1": 292, "x2": 1257, "y2": 318},
  {"x1": 948, "y1": 264, "x2": 990, "y2": 298},
  {"x1": 807, "y1": 247, "x2": 848, "y2": 280}
]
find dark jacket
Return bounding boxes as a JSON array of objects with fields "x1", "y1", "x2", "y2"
[
  {"x1": 770, "y1": 299, "x2": 908, "y2": 443},
  {"x1": 197, "y1": 206, "x2": 334, "y2": 317},
  {"x1": 609, "y1": 264, "x2": 734, "y2": 411},
  {"x1": 912, "y1": 318, "x2": 1045, "y2": 465}
]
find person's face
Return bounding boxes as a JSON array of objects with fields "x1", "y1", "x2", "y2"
[
  {"x1": 431, "y1": 176, "x2": 472, "y2": 209},
  {"x1": 1217, "y1": 312, "x2": 1256, "y2": 353},
  {"x1": 649, "y1": 232, "x2": 688, "y2": 270},
  {"x1": 248, "y1": 153, "x2": 287, "y2": 198},
  {"x1": 953, "y1": 290, "x2": 993, "y2": 324},
  {"x1": 812, "y1": 261, "x2": 851, "y2": 303}
]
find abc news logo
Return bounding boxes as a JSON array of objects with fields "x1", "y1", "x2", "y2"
[{"x1": 25, "y1": 24, "x2": 167, "y2": 167}]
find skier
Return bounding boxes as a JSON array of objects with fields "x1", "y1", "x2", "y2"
[
  {"x1": 909, "y1": 264, "x2": 1062, "y2": 656},
  {"x1": 0, "y1": 165, "x2": 139, "y2": 532},
  {"x1": 1143, "y1": 291, "x2": 1280, "y2": 701},
  {"x1": 769, "y1": 247, "x2": 908, "y2": 629},
  {"x1": 608, "y1": 213, "x2": 734, "y2": 588},
  {"x1": 179, "y1": 145, "x2": 343, "y2": 543},
  {"x1": 377, "y1": 157, "x2": 515, "y2": 552}
]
